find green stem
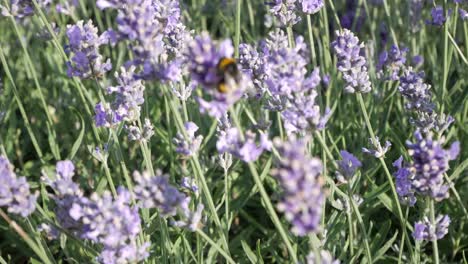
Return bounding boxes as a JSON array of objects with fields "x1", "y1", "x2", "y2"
[
  {"x1": 234, "y1": 0, "x2": 242, "y2": 58},
  {"x1": 429, "y1": 199, "x2": 440, "y2": 264},
  {"x1": 346, "y1": 186, "x2": 355, "y2": 256},
  {"x1": 247, "y1": 162, "x2": 298, "y2": 263},
  {"x1": 0, "y1": 46, "x2": 44, "y2": 163},
  {"x1": 0, "y1": 209, "x2": 54, "y2": 264},
  {"x1": 356, "y1": 93, "x2": 414, "y2": 257},
  {"x1": 287, "y1": 26, "x2": 295, "y2": 47},
  {"x1": 196, "y1": 229, "x2": 236, "y2": 264},
  {"x1": 306, "y1": 14, "x2": 317, "y2": 67}
]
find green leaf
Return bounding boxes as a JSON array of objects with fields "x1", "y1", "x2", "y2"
[
  {"x1": 68, "y1": 109, "x2": 85, "y2": 160},
  {"x1": 241, "y1": 240, "x2": 257, "y2": 263}
]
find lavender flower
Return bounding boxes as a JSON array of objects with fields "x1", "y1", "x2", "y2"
[
  {"x1": 409, "y1": 0, "x2": 424, "y2": 32},
  {"x1": 332, "y1": 29, "x2": 371, "y2": 93},
  {"x1": 272, "y1": 137, "x2": 325, "y2": 236},
  {"x1": 340, "y1": 0, "x2": 366, "y2": 31},
  {"x1": 99, "y1": 0, "x2": 191, "y2": 82},
  {"x1": 460, "y1": 8, "x2": 468, "y2": 20},
  {"x1": 268, "y1": 0, "x2": 301, "y2": 27},
  {"x1": 181, "y1": 177, "x2": 199, "y2": 194},
  {"x1": 65, "y1": 20, "x2": 112, "y2": 79},
  {"x1": 173, "y1": 122, "x2": 204, "y2": 157},
  {"x1": 427, "y1": 6, "x2": 451, "y2": 26},
  {"x1": 392, "y1": 156, "x2": 417, "y2": 206},
  {"x1": 187, "y1": 33, "x2": 247, "y2": 118},
  {"x1": 377, "y1": 45, "x2": 409, "y2": 81},
  {"x1": 127, "y1": 118, "x2": 155, "y2": 142},
  {"x1": 44, "y1": 161, "x2": 149, "y2": 264},
  {"x1": 133, "y1": 170, "x2": 186, "y2": 216},
  {"x1": 307, "y1": 250, "x2": 340, "y2": 264},
  {"x1": 0, "y1": 0, "x2": 49, "y2": 18},
  {"x1": 94, "y1": 102, "x2": 122, "y2": 128},
  {"x1": 71, "y1": 188, "x2": 150, "y2": 264},
  {"x1": 216, "y1": 116, "x2": 271, "y2": 162},
  {"x1": 172, "y1": 197, "x2": 204, "y2": 231},
  {"x1": 336, "y1": 150, "x2": 362, "y2": 182},
  {"x1": 413, "y1": 215, "x2": 450, "y2": 241},
  {"x1": 406, "y1": 131, "x2": 460, "y2": 201},
  {"x1": 362, "y1": 137, "x2": 391, "y2": 158},
  {"x1": 299, "y1": 0, "x2": 324, "y2": 14},
  {"x1": 0, "y1": 156, "x2": 37, "y2": 217}
]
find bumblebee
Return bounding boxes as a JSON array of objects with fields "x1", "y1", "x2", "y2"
[{"x1": 216, "y1": 57, "x2": 241, "y2": 93}]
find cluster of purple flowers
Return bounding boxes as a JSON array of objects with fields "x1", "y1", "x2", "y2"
[
  {"x1": 216, "y1": 115, "x2": 271, "y2": 162},
  {"x1": 272, "y1": 137, "x2": 325, "y2": 236},
  {"x1": 413, "y1": 215, "x2": 451, "y2": 241},
  {"x1": 336, "y1": 150, "x2": 362, "y2": 183},
  {"x1": 95, "y1": 66, "x2": 146, "y2": 128},
  {"x1": 173, "y1": 122, "x2": 204, "y2": 157},
  {"x1": 392, "y1": 131, "x2": 460, "y2": 206},
  {"x1": 98, "y1": 0, "x2": 191, "y2": 82},
  {"x1": 127, "y1": 118, "x2": 155, "y2": 142},
  {"x1": 268, "y1": 0, "x2": 324, "y2": 27},
  {"x1": 332, "y1": 29, "x2": 371, "y2": 93},
  {"x1": 186, "y1": 33, "x2": 247, "y2": 118},
  {"x1": 239, "y1": 30, "x2": 330, "y2": 135},
  {"x1": 377, "y1": 45, "x2": 409, "y2": 81},
  {"x1": 43, "y1": 161, "x2": 149, "y2": 264},
  {"x1": 0, "y1": 0, "x2": 51, "y2": 18},
  {"x1": 406, "y1": 131, "x2": 460, "y2": 201},
  {"x1": 427, "y1": 6, "x2": 452, "y2": 26},
  {"x1": 0, "y1": 156, "x2": 37, "y2": 217},
  {"x1": 398, "y1": 67, "x2": 454, "y2": 132},
  {"x1": 133, "y1": 170, "x2": 204, "y2": 230},
  {"x1": 65, "y1": 20, "x2": 113, "y2": 79}
]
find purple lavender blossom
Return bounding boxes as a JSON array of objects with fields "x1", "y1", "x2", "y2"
[
  {"x1": 127, "y1": 118, "x2": 155, "y2": 142},
  {"x1": 172, "y1": 197, "x2": 204, "y2": 231},
  {"x1": 336, "y1": 150, "x2": 362, "y2": 182},
  {"x1": 413, "y1": 215, "x2": 451, "y2": 241},
  {"x1": 409, "y1": 0, "x2": 424, "y2": 32},
  {"x1": 44, "y1": 161, "x2": 150, "y2": 263},
  {"x1": 460, "y1": 8, "x2": 468, "y2": 20},
  {"x1": 299, "y1": 0, "x2": 324, "y2": 14},
  {"x1": 133, "y1": 170, "x2": 186, "y2": 216},
  {"x1": 216, "y1": 115, "x2": 271, "y2": 162},
  {"x1": 65, "y1": 20, "x2": 112, "y2": 79},
  {"x1": 406, "y1": 131, "x2": 460, "y2": 201},
  {"x1": 187, "y1": 33, "x2": 247, "y2": 118},
  {"x1": 362, "y1": 137, "x2": 391, "y2": 158},
  {"x1": 392, "y1": 156, "x2": 417, "y2": 206},
  {"x1": 377, "y1": 45, "x2": 409, "y2": 81},
  {"x1": 272, "y1": 137, "x2": 325, "y2": 236},
  {"x1": 173, "y1": 122, "x2": 204, "y2": 157},
  {"x1": 99, "y1": 0, "x2": 191, "y2": 82},
  {"x1": 0, "y1": 0, "x2": 39, "y2": 18},
  {"x1": 0, "y1": 156, "x2": 37, "y2": 217},
  {"x1": 427, "y1": 6, "x2": 452, "y2": 26},
  {"x1": 94, "y1": 102, "x2": 122, "y2": 128},
  {"x1": 332, "y1": 29, "x2": 371, "y2": 93},
  {"x1": 181, "y1": 177, "x2": 199, "y2": 194},
  {"x1": 268, "y1": 0, "x2": 301, "y2": 27},
  {"x1": 71, "y1": 188, "x2": 150, "y2": 264}
]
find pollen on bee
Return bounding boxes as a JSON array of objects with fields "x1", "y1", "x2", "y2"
[{"x1": 217, "y1": 83, "x2": 230, "y2": 93}]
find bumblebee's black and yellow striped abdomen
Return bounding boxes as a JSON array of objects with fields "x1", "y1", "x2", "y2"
[{"x1": 216, "y1": 57, "x2": 240, "y2": 93}]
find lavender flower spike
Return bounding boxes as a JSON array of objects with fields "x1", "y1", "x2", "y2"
[
  {"x1": 413, "y1": 215, "x2": 450, "y2": 241},
  {"x1": 406, "y1": 131, "x2": 460, "y2": 201},
  {"x1": 336, "y1": 150, "x2": 362, "y2": 183},
  {"x1": 362, "y1": 137, "x2": 391, "y2": 158},
  {"x1": 299, "y1": 0, "x2": 324, "y2": 14},
  {"x1": 332, "y1": 29, "x2": 371, "y2": 93},
  {"x1": 173, "y1": 122, "x2": 204, "y2": 157},
  {"x1": 307, "y1": 249, "x2": 340, "y2": 264},
  {"x1": 0, "y1": 156, "x2": 37, "y2": 217},
  {"x1": 133, "y1": 170, "x2": 186, "y2": 217},
  {"x1": 392, "y1": 156, "x2": 416, "y2": 206},
  {"x1": 65, "y1": 20, "x2": 112, "y2": 79},
  {"x1": 272, "y1": 137, "x2": 325, "y2": 236}
]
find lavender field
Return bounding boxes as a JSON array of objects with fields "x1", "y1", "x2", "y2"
[{"x1": 0, "y1": 0, "x2": 467, "y2": 263}]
